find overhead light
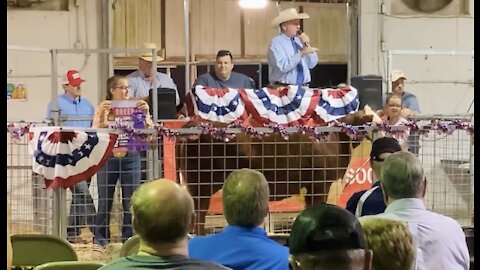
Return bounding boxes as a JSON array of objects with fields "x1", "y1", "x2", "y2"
[{"x1": 239, "y1": 0, "x2": 268, "y2": 9}]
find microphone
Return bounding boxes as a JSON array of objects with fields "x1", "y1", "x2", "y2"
[{"x1": 297, "y1": 29, "x2": 310, "y2": 47}]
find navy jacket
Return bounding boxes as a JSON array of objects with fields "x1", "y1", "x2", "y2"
[{"x1": 345, "y1": 181, "x2": 386, "y2": 217}]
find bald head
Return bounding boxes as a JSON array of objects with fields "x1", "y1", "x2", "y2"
[
  {"x1": 222, "y1": 169, "x2": 270, "y2": 227},
  {"x1": 131, "y1": 179, "x2": 194, "y2": 244}
]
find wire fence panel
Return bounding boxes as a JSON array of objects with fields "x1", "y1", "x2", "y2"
[
  {"x1": 420, "y1": 129, "x2": 474, "y2": 227},
  {"x1": 173, "y1": 132, "x2": 357, "y2": 235},
  {"x1": 170, "y1": 124, "x2": 474, "y2": 234},
  {"x1": 7, "y1": 122, "x2": 53, "y2": 235},
  {"x1": 6, "y1": 118, "x2": 474, "y2": 260}
]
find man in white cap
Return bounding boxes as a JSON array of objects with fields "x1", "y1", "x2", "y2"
[
  {"x1": 390, "y1": 69, "x2": 421, "y2": 154},
  {"x1": 127, "y1": 43, "x2": 181, "y2": 109},
  {"x1": 268, "y1": 8, "x2": 318, "y2": 87},
  {"x1": 390, "y1": 69, "x2": 420, "y2": 115}
]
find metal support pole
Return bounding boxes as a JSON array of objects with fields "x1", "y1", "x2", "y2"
[
  {"x1": 386, "y1": 50, "x2": 392, "y2": 95},
  {"x1": 184, "y1": 0, "x2": 190, "y2": 94},
  {"x1": 151, "y1": 47, "x2": 160, "y2": 179},
  {"x1": 346, "y1": 2, "x2": 351, "y2": 85},
  {"x1": 152, "y1": 48, "x2": 158, "y2": 123},
  {"x1": 50, "y1": 49, "x2": 67, "y2": 238},
  {"x1": 469, "y1": 137, "x2": 474, "y2": 226},
  {"x1": 258, "y1": 63, "x2": 262, "y2": 88}
]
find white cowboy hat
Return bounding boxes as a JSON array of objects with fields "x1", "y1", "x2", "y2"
[
  {"x1": 270, "y1": 8, "x2": 310, "y2": 27},
  {"x1": 139, "y1": 42, "x2": 164, "y2": 62}
]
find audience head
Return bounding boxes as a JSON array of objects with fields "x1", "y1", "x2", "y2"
[
  {"x1": 289, "y1": 204, "x2": 372, "y2": 270},
  {"x1": 370, "y1": 137, "x2": 402, "y2": 181},
  {"x1": 384, "y1": 93, "x2": 403, "y2": 119},
  {"x1": 271, "y1": 8, "x2": 309, "y2": 38},
  {"x1": 381, "y1": 151, "x2": 426, "y2": 203},
  {"x1": 222, "y1": 168, "x2": 270, "y2": 227},
  {"x1": 391, "y1": 69, "x2": 407, "y2": 95},
  {"x1": 130, "y1": 179, "x2": 195, "y2": 246},
  {"x1": 61, "y1": 69, "x2": 85, "y2": 98},
  {"x1": 106, "y1": 75, "x2": 130, "y2": 100},
  {"x1": 360, "y1": 218, "x2": 415, "y2": 270},
  {"x1": 138, "y1": 42, "x2": 163, "y2": 77},
  {"x1": 214, "y1": 50, "x2": 234, "y2": 81}
]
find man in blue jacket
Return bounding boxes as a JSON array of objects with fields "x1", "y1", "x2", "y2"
[{"x1": 346, "y1": 137, "x2": 402, "y2": 217}]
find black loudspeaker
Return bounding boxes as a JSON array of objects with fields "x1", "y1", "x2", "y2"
[
  {"x1": 350, "y1": 75, "x2": 383, "y2": 111},
  {"x1": 148, "y1": 88, "x2": 177, "y2": 120}
]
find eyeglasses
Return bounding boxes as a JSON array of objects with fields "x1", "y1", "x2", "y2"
[{"x1": 114, "y1": 86, "x2": 130, "y2": 90}]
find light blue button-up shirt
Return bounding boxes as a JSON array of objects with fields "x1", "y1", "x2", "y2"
[
  {"x1": 268, "y1": 33, "x2": 318, "y2": 85},
  {"x1": 127, "y1": 70, "x2": 180, "y2": 106},
  {"x1": 361, "y1": 198, "x2": 470, "y2": 270},
  {"x1": 46, "y1": 93, "x2": 94, "y2": 127}
]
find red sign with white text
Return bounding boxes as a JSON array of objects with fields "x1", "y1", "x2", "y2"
[{"x1": 337, "y1": 157, "x2": 374, "y2": 208}]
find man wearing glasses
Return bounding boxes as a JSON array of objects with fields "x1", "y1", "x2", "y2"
[
  {"x1": 193, "y1": 50, "x2": 256, "y2": 89},
  {"x1": 345, "y1": 137, "x2": 402, "y2": 217}
]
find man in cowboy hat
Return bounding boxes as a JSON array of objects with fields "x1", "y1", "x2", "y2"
[
  {"x1": 127, "y1": 43, "x2": 181, "y2": 109},
  {"x1": 268, "y1": 8, "x2": 318, "y2": 87}
]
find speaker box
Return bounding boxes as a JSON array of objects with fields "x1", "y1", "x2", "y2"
[{"x1": 350, "y1": 75, "x2": 383, "y2": 111}]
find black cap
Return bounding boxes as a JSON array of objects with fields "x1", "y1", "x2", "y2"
[
  {"x1": 370, "y1": 137, "x2": 402, "y2": 162},
  {"x1": 289, "y1": 204, "x2": 366, "y2": 255}
]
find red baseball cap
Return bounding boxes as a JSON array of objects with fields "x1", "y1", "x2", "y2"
[{"x1": 62, "y1": 70, "x2": 85, "y2": 86}]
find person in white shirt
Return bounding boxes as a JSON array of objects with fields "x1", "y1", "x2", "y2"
[
  {"x1": 360, "y1": 151, "x2": 470, "y2": 270},
  {"x1": 382, "y1": 93, "x2": 409, "y2": 150}
]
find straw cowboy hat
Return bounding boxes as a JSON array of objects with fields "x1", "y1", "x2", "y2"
[
  {"x1": 139, "y1": 42, "x2": 164, "y2": 62},
  {"x1": 271, "y1": 8, "x2": 310, "y2": 27}
]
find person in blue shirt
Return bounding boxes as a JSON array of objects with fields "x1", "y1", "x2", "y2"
[
  {"x1": 188, "y1": 169, "x2": 290, "y2": 270},
  {"x1": 193, "y1": 50, "x2": 256, "y2": 89},
  {"x1": 390, "y1": 69, "x2": 420, "y2": 115},
  {"x1": 268, "y1": 8, "x2": 318, "y2": 87},
  {"x1": 46, "y1": 69, "x2": 96, "y2": 243},
  {"x1": 346, "y1": 137, "x2": 402, "y2": 217}
]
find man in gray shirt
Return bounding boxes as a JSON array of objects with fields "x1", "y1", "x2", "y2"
[
  {"x1": 193, "y1": 50, "x2": 256, "y2": 89},
  {"x1": 127, "y1": 43, "x2": 181, "y2": 107}
]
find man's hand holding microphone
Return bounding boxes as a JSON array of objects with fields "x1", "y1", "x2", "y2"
[{"x1": 298, "y1": 31, "x2": 318, "y2": 56}]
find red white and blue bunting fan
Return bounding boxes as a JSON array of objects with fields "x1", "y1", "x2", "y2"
[
  {"x1": 314, "y1": 85, "x2": 359, "y2": 122},
  {"x1": 187, "y1": 86, "x2": 248, "y2": 123},
  {"x1": 29, "y1": 127, "x2": 117, "y2": 189},
  {"x1": 239, "y1": 85, "x2": 320, "y2": 126}
]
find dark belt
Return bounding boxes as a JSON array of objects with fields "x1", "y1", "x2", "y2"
[{"x1": 271, "y1": 81, "x2": 310, "y2": 88}]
